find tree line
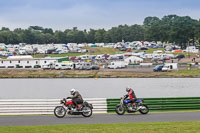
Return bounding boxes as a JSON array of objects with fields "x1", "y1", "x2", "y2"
[{"x1": 0, "y1": 14, "x2": 200, "y2": 48}]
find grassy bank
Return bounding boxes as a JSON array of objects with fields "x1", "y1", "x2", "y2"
[
  {"x1": 0, "y1": 69, "x2": 200, "y2": 78},
  {"x1": 0, "y1": 121, "x2": 200, "y2": 133},
  {"x1": 31, "y1": 47, "x2": 121, "y2": 58}
]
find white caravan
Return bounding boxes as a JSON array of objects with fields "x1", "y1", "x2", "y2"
[{"x1": 107, "y1": 61, "x2": 126, "y2": 69}]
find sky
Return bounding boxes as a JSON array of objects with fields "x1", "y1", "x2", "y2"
[{"x1": 0, "y1": 0, "x2": 200, "y2": 31}]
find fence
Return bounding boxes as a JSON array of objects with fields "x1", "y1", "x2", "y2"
[
  {"x1": 1, "y1": 97, "x2": 200, "y2": 115},
  {"x1": 107, "y1": 97, "x2": 200, "y2": 112},
  {"x1": 0, "y1": 98, "x2": 107, "y2": 115}
]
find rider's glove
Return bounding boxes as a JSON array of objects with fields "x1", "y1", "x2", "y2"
[{"x1": 124, "y1": 95, "x2": 128, "y2": 99}]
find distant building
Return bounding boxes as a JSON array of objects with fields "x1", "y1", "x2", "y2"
[{"x1": 0, "y1": 56, "x2": 58, "y2": 69}]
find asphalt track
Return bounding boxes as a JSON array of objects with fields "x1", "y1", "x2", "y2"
[{"x1": 0, "y1": 112, "x2": 200, "y2": 126}]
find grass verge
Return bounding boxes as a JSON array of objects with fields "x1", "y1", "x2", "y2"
[
  {"x1": 0, "y1": 121, "x2": 200, "y2": 133},
  {"x1": 0, "y1": 69, "x2": 200, "y2": 78},
  {"x1": 31, "y1": 47, "x2": 121, "y2": 58}
]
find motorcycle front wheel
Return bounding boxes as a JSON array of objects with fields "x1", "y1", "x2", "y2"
[
  {"x1": 82, "y1": 106, "x2": 93, "y2": 117},
  {"x1": 115, "y1": 105, "x2": 125, "y2": 115},
  {"x1": 54, "y1": 106, "x2": 66, "y2": 118},
  {"x1": 139, "y1": 104, "x2": 149, "y2": 114}
]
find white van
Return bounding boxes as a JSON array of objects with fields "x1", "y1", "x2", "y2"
[
  {"x1": 162, "y1": 63, "x2": 178, "y2": 72},
  {"x1": 107, "y1": 62, "x2": 126, "y2": 69}
]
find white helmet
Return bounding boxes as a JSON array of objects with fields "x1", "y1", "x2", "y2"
[{"x1": 70, "y1": 89, "x2": 76, "y2": 95}]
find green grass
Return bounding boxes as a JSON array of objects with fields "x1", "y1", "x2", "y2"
[
  {"x1": 31, "y1": 47, "x2": 121, "y2": 58},
  {"x1": 172, "y1": 52, "x2": 197, "y2": 58},
  {"x1": 0, "y1": 121, "x2": 200, "y2": 133},
  {"x1": 137, "y1": 48, "x2": 197, "y2": 58},
  {"x1": 138, "y1": 48, "x2": 165, "y2": 54},
  {"x1": 169, "y1": 69, "x2": 200, "y2": 77},
  {"x1": 32, "y1": 53, "x2": 86, "y2": 58}
]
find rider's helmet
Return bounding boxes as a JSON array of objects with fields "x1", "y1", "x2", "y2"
[
  {"x1": 70, "y1": 89, "x2": 76, "y2": 95},
  {"x1": 126, "y1": 86, "x2": 131, "y2": 92}
]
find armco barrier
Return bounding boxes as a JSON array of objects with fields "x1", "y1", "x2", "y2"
[
  {"x1": 0, "y1": 98, "x2": 107, "y2": 115},
  {"x1": 1, "y1": 97, "x2": 200, "y2": 115},
  {"x1": 107, "y1": 97, "x2": 200, "y2": 112}
]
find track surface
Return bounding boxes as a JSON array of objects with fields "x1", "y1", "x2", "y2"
[{"x1": 0, "y1": 112, "x2": 200, "y2": 126}]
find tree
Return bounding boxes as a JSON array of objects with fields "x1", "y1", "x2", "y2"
[
  {"x1": 54, "y1": 31, "x2": 66, "y2": 43},
  {"x1": 143, "y1": 17, "x2": 161, "y2": 41},
  {"x1": 42, "y1": 28, "x2": 54, "y2": 35},
  {"x1": 87, "y1": 29, "x2": 96, "y2": 43},
  {"x1": 95, "y1": 29, "x2": 106, "y2": 43},
  {"x1": 0, "y1": 14, "x2": 200, "y2": 44},
  {"x1": 143, "y1": 17, "x2": 160, "y2": 26},
  {"x1": 128, "y1": 25, "x2": 144, "y2": 41}
]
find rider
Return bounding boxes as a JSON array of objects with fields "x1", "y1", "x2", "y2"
[
  {"x1": 70, "y1": 89, "x2": 83, "y2": 110},
  {"x1": 124, "y1": 86, "x2": 137, "y2": 107}
]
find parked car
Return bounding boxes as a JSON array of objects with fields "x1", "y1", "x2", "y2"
[
  {"x1": 153, "y1": 65, "x2": 164, "y2": 72},
  {"x1": 90, "y1": 65, "x2": 100, "y2": 70},
  {"x1": 140, "y1": 47, "x2": 148, "y2": 50},
  {"x1": 119, "y1": 48, "x2": 128, "y2": 51},
  {"x1": 175, "y1": 54, "x2": 185, "y2": 59}
]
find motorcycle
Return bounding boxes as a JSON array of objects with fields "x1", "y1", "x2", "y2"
[
  {"x1": 54, "y1": 97, "x2": 93, "y2": 118},
  {"x1": 115, "y1": 96, "x2": 149, "y2": 115}
]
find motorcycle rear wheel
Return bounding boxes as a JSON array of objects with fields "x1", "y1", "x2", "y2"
[
  {"x1": 54, "y1": 106, "x2": 66, "y2": 118},
  {"x1": 115, "y1": 105, "x2": 125, "y2": 115},
  {"x1": 82, "y1": 106, "x2": 93, "y2": 117}
]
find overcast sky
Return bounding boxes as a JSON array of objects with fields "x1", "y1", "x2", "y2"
[{"x1": 0, "y1": 0, "x2": 200, "y2": 31}]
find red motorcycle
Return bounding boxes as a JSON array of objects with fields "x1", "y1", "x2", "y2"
[{"x1": 54, "y1": 97, "x2": 93, "y2": 118}]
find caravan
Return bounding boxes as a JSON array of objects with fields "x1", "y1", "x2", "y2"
[
  {"x1": 162, "y1": 63, "x2": 178, "y2": 72},
  {"x1": 107, "y1": 61, "x2": 126, "y2": 69}
]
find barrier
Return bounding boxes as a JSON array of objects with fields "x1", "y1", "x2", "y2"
[
  {"x1": 107, "y1": 97, "x2": 200, "y2": 112},
  {"x1": 1, "y1": 97, "x2": 200, "y2": 115},
  {"x1": 0, "y1": 98, "x2": 107, "y2": 115}
]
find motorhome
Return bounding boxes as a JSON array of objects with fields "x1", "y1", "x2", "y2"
[{"x1": 107, "y1": 61, "x2": 126, "y2": 69}]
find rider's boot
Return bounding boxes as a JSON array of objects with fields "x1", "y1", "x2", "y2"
[
  {"x1": 77, "y1": 105, "x2": 82, "y2": 111},
  {"x1": 132, "y1": 103, "x2": 136, "y2": 110}
]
